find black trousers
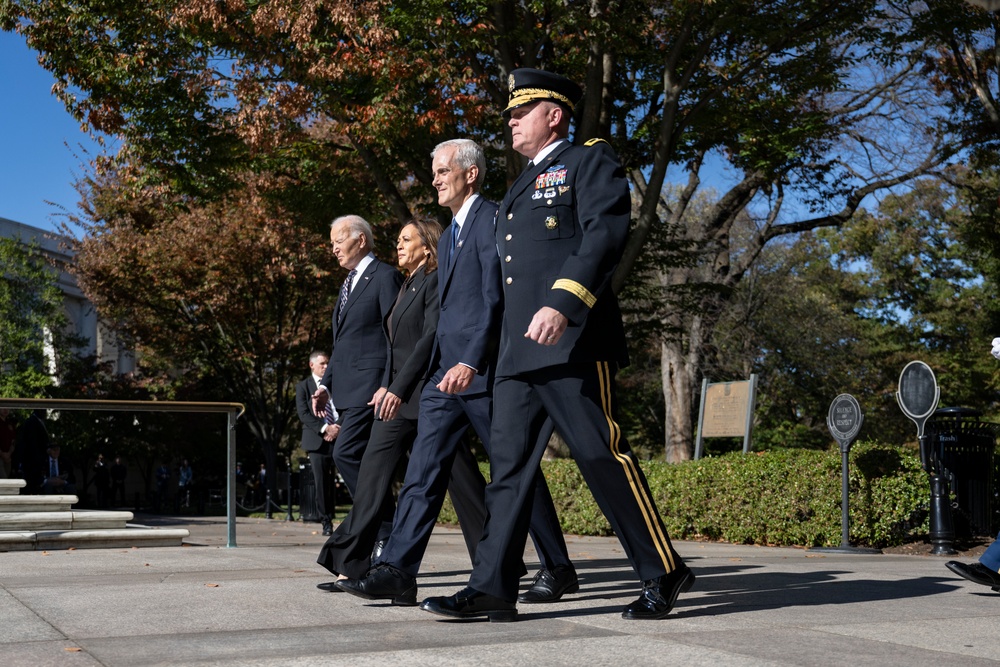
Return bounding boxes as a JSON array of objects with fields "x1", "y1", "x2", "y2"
[
  {"x1": 317, "y1": 413, "x2": 487, "y2": 579},
  {"x1": 333, "y1": 406, "x2": 395, "y2": 541},
  {"x1": 376, "y1": 378, "x2": 570, "y2": 578},
  {"x1": 468, "y1": 362, "x2": 682, "y2": 601},
  {"x1": 307, "y1": 449, "x2": 334, "y2": 523}
]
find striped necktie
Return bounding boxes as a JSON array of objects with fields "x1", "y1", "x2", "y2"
[{"x1": 336, "y1": 269, "x2": 357, "y2": 324}]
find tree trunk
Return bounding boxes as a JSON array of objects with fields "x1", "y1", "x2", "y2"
[{"x1": 661, "y1": 337, "x2": 694, "y2": 463}]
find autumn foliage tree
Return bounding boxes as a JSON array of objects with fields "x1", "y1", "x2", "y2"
[
  {"x1": 2, "y1": 0, "x2": 972, "y2": 460},
  {"x1": 68, "y1": 170, "x2": 341, "y2": 489}
]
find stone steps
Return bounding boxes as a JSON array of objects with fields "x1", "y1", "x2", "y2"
[{"x1": 0, "y1": 478, "x2": 189, "y2": 551}]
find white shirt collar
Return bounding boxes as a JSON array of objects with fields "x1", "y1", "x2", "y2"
[
  {"x1": 351, "y1": 253, "x2": 376, "y2": 288},
  {"x1": 453, "y1": 193, "x2": 480, "y2": 229},
  {"x1": 531, "y1": 139, "x2": 566, "y2": 165}
]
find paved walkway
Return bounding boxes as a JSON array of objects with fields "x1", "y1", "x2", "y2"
[{"x1": 1, "y1": 514, "x2": 997, "y2": 666}]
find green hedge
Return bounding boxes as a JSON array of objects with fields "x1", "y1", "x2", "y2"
[{"x1": 440, "y1": 441, "x2": 931, "y2": 548}]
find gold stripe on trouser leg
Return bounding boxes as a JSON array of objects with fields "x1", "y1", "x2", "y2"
[{"x1": 596, "y1": 361, "x2": 676, "y2": 573}]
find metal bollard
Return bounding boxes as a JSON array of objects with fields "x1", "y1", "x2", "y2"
[{"x1": 928, "y1": 473, "x2": 957, "y2": 555}]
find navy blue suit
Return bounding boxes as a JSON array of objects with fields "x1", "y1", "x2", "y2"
[
  {"x1": 375, "y1": 195, "x2": 571, "y2": 578},
  {"x1": 319, "y1": 256, "x2": 403, "y2": 535}
]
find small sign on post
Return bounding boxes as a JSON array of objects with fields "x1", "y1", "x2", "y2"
[
  {"x1": 694, "y1": 375, "x2": 757, "y2": 460},
  {"x1": 827, "y1": 393, "x2": 863, "y2": 451},
  {"x1": 812, "y1": 394, "x2": 879, "y2": 554},
  {"x1": 896, "y1": 360, "x2": 954, "y2": 555},
  {"x1": 896, "y1": 360, "x2": 940, "y2": 472}
]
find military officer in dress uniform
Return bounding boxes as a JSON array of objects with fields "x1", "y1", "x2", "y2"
[{"x1": 421, "y1": 68, "x2": 693, "y2": 622}]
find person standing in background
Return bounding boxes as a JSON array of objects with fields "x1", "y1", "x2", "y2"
[
  {"x1": 296, "y1": 351, "x2": 340, "y2": 535},
  {"x1": 110, "y1": 456, "x2": 127, "y2": 507},
  {"x1": 93, "y1": 453, "x2": 110, "y2": 507}
]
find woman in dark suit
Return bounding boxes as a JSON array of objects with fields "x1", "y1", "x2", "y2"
[{"x1": 317, "y1": 219, "x2": 484, "y2": 587}]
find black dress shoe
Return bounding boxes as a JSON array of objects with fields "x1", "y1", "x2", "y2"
[
  {"x1": 371, "y1": 539, "x2": 386, "y2": 561},
  {"x1": 420, "y1": 586, "x2": 517, "y2": 622},
  {"x1": 517, "y1": 565, "x2": 579, "y2": 603},
  {"x1": 321, "y1": 519, "x2": 333, "y2": 536},
  {"x1": 946, "y1": 561, "x2": 1000, "y2": 591},
  {"x1": 622, "y1": 564, "x2": 695, "y2": 620},
  {"x1": 316, "y1": 580, "x2": 344, "y2": 592},
  {"x1": 336, "y1": 564, "x2": 417, "y2": 606}
]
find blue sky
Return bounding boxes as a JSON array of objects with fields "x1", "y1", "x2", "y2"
[{"x1": 1, "y1": 31, "x2": 107, "y2": 234}]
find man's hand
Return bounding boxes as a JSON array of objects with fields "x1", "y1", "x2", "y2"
[
  {"x1": 525, "y1": 306, "x2": 568, "y2": 346},
  {"x1": 323, "y1": 424, "x2": 340, "y2": 442},
  {"x1": 437, "y1": 364, "x2": 475, "y2": 394},
  {"x1": 311, "y1": 386, "x2": 329, "y2": 416}
]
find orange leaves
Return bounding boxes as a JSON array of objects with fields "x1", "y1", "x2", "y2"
[{"x1": 70, "y1": 170, "x2": 340, "y2": 367}]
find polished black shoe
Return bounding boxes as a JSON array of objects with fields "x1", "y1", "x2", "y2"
[
  {"x1": 371, "y1": 539, "x2": 386, "y2": 561},
  {"x1": 517, "y1": 565, "x2": 579, "y2": 603},
  {"x1": 336, "y1": 564, "x2": 417, "y2": 606},
  {"x1": 321, "y1": 519, "x2": 333, "y2": 536},
  {"x1": 316, "y1": 580, "x2": 344, "y2": 592},
  {"x1": 420, "y1": 586, "x2": 517, "y2": 622},
  {"x1": 622, "y1": 564, "x2": 695, "y2": 620},
  {"x1": 946, "y1": 561, "x2": 1000, "y2": 591}
]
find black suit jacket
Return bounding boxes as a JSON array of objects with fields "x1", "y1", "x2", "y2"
[
  {"x1": 296, "y1": 375, "x2": 328, "y2": 453},
  {"x1": 320, "y1": 256, "x2": 404, "y2": 409},
  {"x1": 495, "y1": 140, "x2": 631, "y2": 376},
  {"x1": 382, "y1": 269, "x2": 440, "y2": 421},
  {"x1": 433, "y1": 196, "x2": 504, "y2": 394}
]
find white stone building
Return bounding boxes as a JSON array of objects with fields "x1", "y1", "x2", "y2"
[{"x1": 0, "y1": 216, "x2": 134, "y2": 376}]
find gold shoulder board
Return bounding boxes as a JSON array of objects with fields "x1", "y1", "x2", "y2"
[{"x1": 584, "y1": 138, "x2": 609, "y2": 147}]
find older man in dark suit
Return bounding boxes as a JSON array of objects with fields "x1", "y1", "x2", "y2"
[
  {"x1": 313, "y1": 215, "x2": 404, "y2": 541},
  {"x1": 338, "y1": 139, "x2": 576, "y2": 606},
  {"x1": 296, "y1": 350, "x2": 339, "y2": 535},
  {"x1": 421, "y1": 69, "x2": 691, "y2": 623}
]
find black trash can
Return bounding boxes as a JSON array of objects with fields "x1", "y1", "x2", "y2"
[
  {"x1": 928, "y1": 407, "x2": 999, "y2": 537},
  {"x1": 298, "y1": 459, "x2": 320, "y2": 522}
]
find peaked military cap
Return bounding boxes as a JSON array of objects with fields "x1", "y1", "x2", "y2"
[{"x1": 502, "y1": 68, "x2": 583, "y2": 118}]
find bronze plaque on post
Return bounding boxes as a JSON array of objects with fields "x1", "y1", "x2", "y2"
[{"x1": 701, "y1": 381, "x2": 751, "y2": 438}]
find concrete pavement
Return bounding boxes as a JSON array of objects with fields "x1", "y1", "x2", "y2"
[{"x1": 1, "y1": 514, "x2": 998, "y2": 666}]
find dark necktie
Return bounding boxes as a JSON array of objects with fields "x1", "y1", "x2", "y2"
[
  {"x1": 336, "y1": 269, "x2": 357, "y2": 325},
  {"x1": 324, "y1": 400, "x2": 336, "y2": 425},
  {"x1": 50, "y1": 458, "x2": 57, "y2": 477},
  {"x1": 449, "y1": 219, "x2": 459, "y2": 268}
]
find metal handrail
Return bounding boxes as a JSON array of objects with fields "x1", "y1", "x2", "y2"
[{"x1": 0, "y1": 397, "x2": 245, "y2": 547}]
